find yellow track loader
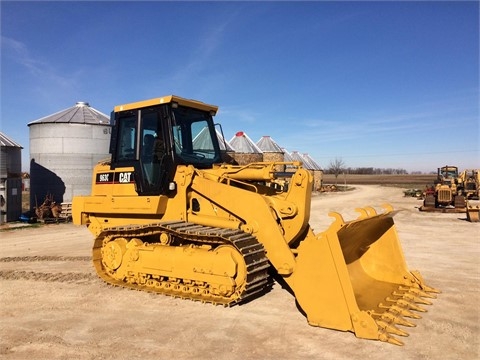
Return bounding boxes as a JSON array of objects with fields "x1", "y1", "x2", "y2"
[{"x1": 73, "y1": 95, "x2": 438, "y2": 345}]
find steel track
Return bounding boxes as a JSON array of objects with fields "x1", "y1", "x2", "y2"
[{"x1": 92, "y1": 221, "x2": 271, "y2": 305}]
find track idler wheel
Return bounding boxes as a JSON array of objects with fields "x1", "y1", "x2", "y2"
[{"x1": 102, "y1": 238, "x2": 128, "y2": 271}]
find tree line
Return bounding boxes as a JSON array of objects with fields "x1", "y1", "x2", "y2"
[
  {"x1": 326, "y1": 157, "x2": 408, "y2": 177},
  {"x1": 325, "y1": 167, "x2": 409, "y2": 175}
]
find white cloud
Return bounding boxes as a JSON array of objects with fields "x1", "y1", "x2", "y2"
[{"x1": 1, "y1": 35, "x2": 80, "y2": 91}]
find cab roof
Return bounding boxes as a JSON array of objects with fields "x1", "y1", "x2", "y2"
[{"x1": 114, "y1": 95, "x2": 218, "y2": 114}]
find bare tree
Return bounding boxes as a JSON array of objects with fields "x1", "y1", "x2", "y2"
[{"x1": 328, "y1": 157, "x2": 345, "y2": 185}]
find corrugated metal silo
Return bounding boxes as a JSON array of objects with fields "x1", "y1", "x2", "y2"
[
  {"x1": 0, "y1": 132, "x2": 22, "y2": 178},
  {"x1": 228, "y1": 131, "x2": 263, "y2": 165},
  {"x1": 288, "y1": 151, "x2": 323, "y2": 191},
  {"x1": 28, "y1": 102, "x2": 111, "y2": 208},
  {"x1": 283, "y1": 149, "x2": 298, "y2": 174},
  {"x1": 256, "y1": 136, "x2": 284, "y2": 172},
  {"x1": 302, "y1": 153, "x2": 323, "y2": 191},
  {"x1": 216, "y1": 130, "x2": 236, "y2": 164},
  {"x1": 0, "y1": 132, "x2": 23, "y2": 222}
]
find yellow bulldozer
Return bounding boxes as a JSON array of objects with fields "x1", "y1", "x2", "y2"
[
  {"x1": 420, "y1": 165, "x2": 466, "y2": 212},
  {"x1": 73, "y1": 95, "x2": 438, "y2": 345}
]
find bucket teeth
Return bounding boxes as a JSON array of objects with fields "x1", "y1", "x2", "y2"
[
  {"x1": 399, "y1": 286, "x2": 437, "y2": 299},
  {"x1": 373, "y1": 311, "x2": 416, "y2": 328},
  {"x1": 386, "y1": 337, "x2": 404, "y2": 346},
  {"x1": 386, "y1": 297, "x2": 427, "y2": 313},
  {"x1": 388, "y1": 313, "x2": 416, "y2": 328},
  {"x1": 373, "y1": 303, "x2": 417, "y2": 344},
  {"x1": 378, "y1": 330, "x2": 404, "y2": 346},
  {"x1": 392, "y1": 291, "x2": 433, "y2": 305},
  {"x1": 379, "y1": 303, "x2": 422, "y2": 319},
  {"x1": 409, "y1": 271, "x2": 441, "y2": 294},
  {"x1": 355, "y1": 207, "x2": 369, "y2": 219},
  {"x1": 376, "y1": 320, "x2": 409, "y2": 337},
  {"x1": 419, "y1": 283, "x2": 441, "y2": 294},
  {"x1": 370, "y1": 281, "x2": 439, "y2": 345},
  {"x1": 400, "y1": 300, "x2": 427, "y2": 313},
  {"x1": 354, "y1": 206, "x2": 380, "y2": 219}
]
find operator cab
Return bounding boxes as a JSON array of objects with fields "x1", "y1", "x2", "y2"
[
  {"x1": 109, "y1": 96, "x2": 222, "y2": 195},
  {"x1": 440, "y1": 166, "x2": 458, "y2": 179}
]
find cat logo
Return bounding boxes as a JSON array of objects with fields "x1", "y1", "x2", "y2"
[
  {"x1": 118, "y1": 172, "x2": 132, "y2": 183},
  {"x1": 114, "y1": 171, "x2": 134, "y2": 184}
]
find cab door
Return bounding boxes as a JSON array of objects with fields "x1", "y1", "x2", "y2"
[{"x1": 110, "y1": 105, "x2": 172, "y2": 195}]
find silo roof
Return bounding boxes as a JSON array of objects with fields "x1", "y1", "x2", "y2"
[
  {"x1": 289, "y1": 151, "x2": 304, "y2": 163},
  {"x1": 287, "y1": 151, "x2": 322, "y2": 170},
  {"x1": 0, "y1": 131, "x2": 23, "y2": 148},
  {"x1": 283, "y1": 149, "x2": 294, "y2": 162},
  {"x1": 193, "y1": 128, "x2": 234, "y2": 151},
  {"x1": 28, "y1": 102, "x2": 109, "y2": 126},
  {"x1": 302, "y1": 153, "x2": 322, "y2": 170},
  {"x1": 216, "y1": 130, "x2": 235, "y2": 151},
  {"x1": 256, "y1": 136, "x2": 283, "y2": 153},
  {"x1": 229, "y1": 131, "x2": 262, "y2": 154}
]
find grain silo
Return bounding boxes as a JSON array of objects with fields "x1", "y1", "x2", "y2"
[
  {"x1": 283, "y1": 149, "x2": 297, "y2": 174},
  {"x1": 302, "y1": 153, "x2": 323, "y2": 191},
  {"x1": 288, "y1": 151, "x2": 323, "y2": 191},
  {"x1": 216, "y1": 130, "x2": 236, "y2": 164},
  {"x1": 28, "y1": 102, "x2": 111, "y2": 208},
  {"x1": 228, "y1": 131, "x2": 263, "y2": 165},
  {"x1": 256, "y1": 136, "x2": 284, "y2": 171},
  {"x1": 0, "y1": 132, "x2": 23, "y2": 223}
]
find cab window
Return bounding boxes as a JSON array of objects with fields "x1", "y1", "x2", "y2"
[{"x1": 116, "y1": 115, "x2": 137, "y2": 161}]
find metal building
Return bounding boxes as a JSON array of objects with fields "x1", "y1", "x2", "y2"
[
  {"x1": 0, "y1": 132, "x2": 23, "y2": 223},
  {"x1": 28, "y1": 102, "x2": 111, "y2": 208}
]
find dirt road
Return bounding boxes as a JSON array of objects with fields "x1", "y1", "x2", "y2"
[{"x1": 0, "y1": 185, "x2": 478, "y2": 360}]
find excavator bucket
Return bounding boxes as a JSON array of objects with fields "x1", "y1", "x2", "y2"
[
  {"x1": 290, "y1": 204, "x2": 439, "y2": 345},
  {"x1": 466, "y1": 202, "x2": 479, "y2": 222}
]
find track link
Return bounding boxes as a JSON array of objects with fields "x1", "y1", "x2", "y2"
[{"x1": 93, "y1": 221, "x2": 271, "y2": 305}]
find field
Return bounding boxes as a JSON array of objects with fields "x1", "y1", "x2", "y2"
[
  {"x1": 1, "y1": 184, "x2": 478, "y2": 360},
  {"x1": 321, "y1": 173, "x2": 435, "y2": 188}
]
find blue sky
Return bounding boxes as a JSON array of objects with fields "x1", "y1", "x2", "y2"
[{"x1": 1, "y1": 1, "x2": 478, "y2": 173}]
